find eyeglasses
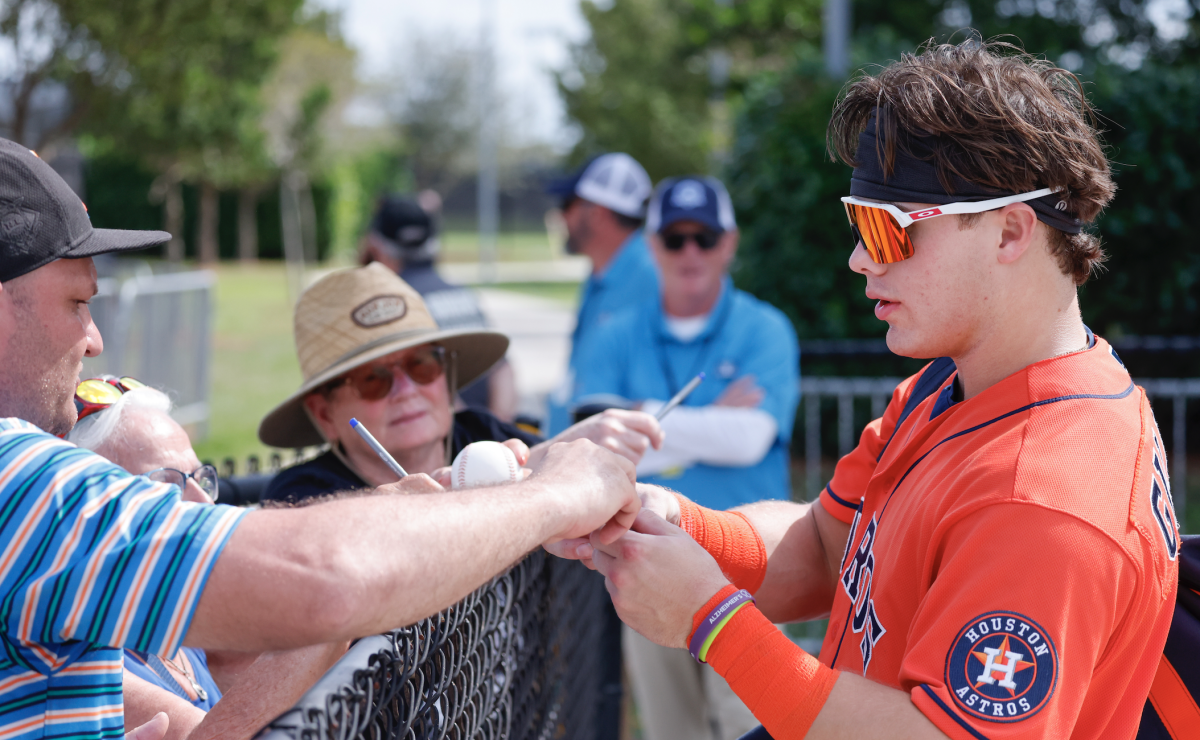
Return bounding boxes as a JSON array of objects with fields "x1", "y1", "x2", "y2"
[
  {"x1": 145, "y1": 464, "x2": 219, "y2": 502},
  {"x1": 661, "y1": 230, "x2": 720, "y2": 252},
  {"x1": 841, "y1": 188, "x2": 1060, "y2": 264},
  {"x1": 75, "y1": 376, "x2": 147, "y2": 422},
  {"x1": 326, "y1": 345, "x2": 447, "y2": 401}
]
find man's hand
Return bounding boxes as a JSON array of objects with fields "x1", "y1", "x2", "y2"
[
  {"x1": 538, "y1": 409, "x2": 665, "y2": 466},
  {"x1": 375, "y1": 473, "x2": 445, "y2": 495},
  {"x1": 125, "y1": 713, "x2": 168, "y2": 740},
  {"x1": 431, "y1": 439, "x2": 532, "y2": 488},
  {"x1": 528, "y1": 439, "x2": 639, "y2": 546},
  {"x1": 714, "y1": 376, "x2": 764, "y2": 408},
  {"x1": 545, "y1": 483, "x2": 682, "y2": 567},
  {"x1": 585, "y1": 510, "x2": 730, "y2": 648}
]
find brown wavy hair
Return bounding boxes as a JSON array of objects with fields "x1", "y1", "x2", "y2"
[{"x1": 828, "y1": 39, "x2": 1116, "y2": 285}]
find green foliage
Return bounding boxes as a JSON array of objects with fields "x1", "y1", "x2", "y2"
[
  {"x1": 65, "y1": 0, "x2": 303, "y2": 184},
  {"x1": 559, "y1": 0, "x2": 821, "y2": 179},
  {"x1": 727, "y1": 50, "x2": 1200, "y2": 342},
  {"x1": 560, "y1": 0, "x2": 712, "y2": 179},
  {"x1": 82, "y1": 153, "x2": 334, "y2": 261},
  {"x1": 1080, "y1": 63, "x2": 1200, "y2": 336},
  {"x1": 726, "y1": 60, "x2": 882, "y2": 341}
]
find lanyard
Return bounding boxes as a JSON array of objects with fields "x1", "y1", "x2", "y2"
[{"x1": 653, "y1": 291, "x2": 733, "y2": 397}]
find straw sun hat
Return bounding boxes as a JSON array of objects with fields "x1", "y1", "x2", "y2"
[{"x1": 258, "y1": 263, "x2": 508, "y2": 448}]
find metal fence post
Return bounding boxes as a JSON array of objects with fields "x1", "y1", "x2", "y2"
[
  {"x1": 838, "y1": 394, "x2": 854, "y2": 457},
  {"x1": 806, "y1": 394, "x2": 821, "y2": 501},
  {"x1": 1174, "y1": 394, "x2": 1187, "y2": 517}
]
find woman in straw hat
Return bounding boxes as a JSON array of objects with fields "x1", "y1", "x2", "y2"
[{"x1": 260, "y1": 263, "x2": 663, "y2": 503}]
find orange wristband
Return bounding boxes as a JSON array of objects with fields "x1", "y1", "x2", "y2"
[
  {"x1": 675, "y1": 494, "x2": 768, "y2": 593},
  {"x1": 706, "y1": 602, "x2": 839, "y2": 740}
]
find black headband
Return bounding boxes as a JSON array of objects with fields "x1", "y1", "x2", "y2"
[{"x1": 849, "y1": 113, "x2": 1082, "y2": 234}]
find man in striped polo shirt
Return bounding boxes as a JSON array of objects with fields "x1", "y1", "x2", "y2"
[{"x1": 0, "y1": 138, "x2": 641, "y2": 739}]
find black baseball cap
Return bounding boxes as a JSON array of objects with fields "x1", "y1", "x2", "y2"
[
  {"x1": 369, "y1": 195, "x2": 434, "y2": 249},
  {"x1": 0, "y1": 138, "x2": 170, "y2": 283}
]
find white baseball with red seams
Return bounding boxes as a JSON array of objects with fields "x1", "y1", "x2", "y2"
[{"x1": 451, "y1": 441, "x2": 520, "y2": 489}]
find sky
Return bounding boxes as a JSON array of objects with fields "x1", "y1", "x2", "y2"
[{"x1": 315, "y1": 0, "x2": 589, "y2": 149}]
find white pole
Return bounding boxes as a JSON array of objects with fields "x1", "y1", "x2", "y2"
[
  {"x1": 477, "y1": 0, "x2": 499, "y2": 284},
  {"x1": 824, "y1": 0, "x2": 851, "y2": 78}
]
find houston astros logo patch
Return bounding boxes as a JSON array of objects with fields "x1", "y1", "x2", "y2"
[{"x1": 945, "y1": 611, "x2": 1057, "y2": 722}]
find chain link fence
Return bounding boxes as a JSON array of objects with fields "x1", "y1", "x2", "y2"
[{"x1": 255, "y1": 549, "x2": 615, "y2": 740}]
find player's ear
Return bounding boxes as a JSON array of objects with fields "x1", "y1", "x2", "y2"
[{"x1": 995, "y1": 203, "x2": 1038, "y2": 266}]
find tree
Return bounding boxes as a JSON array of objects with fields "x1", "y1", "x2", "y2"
[
  {"x1": 557, "y1": 0, "x2": 822, "y2": 179},
  {"x1": 63, "y1": 0, "x2": 302, "y2": 260}
]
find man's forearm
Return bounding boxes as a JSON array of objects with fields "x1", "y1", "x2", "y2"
[
  {"x1": 188, "y1": 643, "x2": 348, "y2": 740},
  {"x1": 188, "y1": 482, "x2": 565, "y2": 651}
]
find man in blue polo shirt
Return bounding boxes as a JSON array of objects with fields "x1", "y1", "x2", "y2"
[
  {"x1": 546, "y1": 153, "x2": 657, "y2": 434},
  {"x1": 573, "y1": 175, "x2": 799, "y2": 740}
]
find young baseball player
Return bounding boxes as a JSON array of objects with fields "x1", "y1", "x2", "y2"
[{"x1": 555, "y1": 40, "x2": 1181, "y2": 739}]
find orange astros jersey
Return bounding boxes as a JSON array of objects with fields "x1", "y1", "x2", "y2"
[{"x1": 818, "y1": 335, "x2": 1180, "y2": 739}]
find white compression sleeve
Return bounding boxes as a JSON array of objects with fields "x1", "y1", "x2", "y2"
[{"x1": 636, "y1": 402, "x2": 779, "y2": 476}]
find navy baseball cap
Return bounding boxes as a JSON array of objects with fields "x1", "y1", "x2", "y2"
[
  {"x1": 646, "y1": 176, "x2": 737, "y2": 235},
  {"x1": 0, "y1": 138, "x2": 170, "y2": 283}
]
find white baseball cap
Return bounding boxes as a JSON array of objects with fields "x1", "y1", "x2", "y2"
[{"x1": 549, "y1": 153, "x2": 652, "y2": 218}]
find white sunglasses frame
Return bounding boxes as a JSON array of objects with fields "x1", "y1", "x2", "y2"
[{"x1": 840, "y1": 187, "x2": 1061, "y2": 228}]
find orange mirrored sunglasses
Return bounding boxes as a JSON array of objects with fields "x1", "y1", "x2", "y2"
[{"x1": 842, "y1": 188, "x2": 1059, "y2": 264}]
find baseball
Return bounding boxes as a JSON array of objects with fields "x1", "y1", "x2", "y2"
[{"x1": 451, "y1": 441, "x2": 521, "y2": 489}]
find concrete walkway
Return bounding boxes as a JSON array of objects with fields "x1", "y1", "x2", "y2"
[{"x1": 474, "y1": 287, "x2": 576, "y2": 420}]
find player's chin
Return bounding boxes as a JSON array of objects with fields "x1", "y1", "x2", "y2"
[{"x1": 884, "y1": 326, "x2": 941, "y2": 360}]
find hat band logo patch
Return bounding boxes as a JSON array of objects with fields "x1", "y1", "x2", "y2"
[
  {"x1": 352, "y1": 295, "x2": 408, "y2": 328},
  {"x1": 946, "y1": 611, "x2": 1057, "y2": 723}
]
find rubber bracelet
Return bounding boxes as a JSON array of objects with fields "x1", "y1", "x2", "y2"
[{"x1": 688, "y1": 589, "x2": 755, "y2": 663}]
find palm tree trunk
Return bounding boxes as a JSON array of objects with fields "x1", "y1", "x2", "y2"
[
  {"x1": 237, "y1": 188, "x2": 259, "y2": 262},
  {"x1": 198, "y1": 182, "x2": 219, "y2": 263}
]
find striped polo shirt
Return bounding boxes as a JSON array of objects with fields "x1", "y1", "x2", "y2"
[{"x1": 0, "y1": 419, "x2": 246, "y2": 739}]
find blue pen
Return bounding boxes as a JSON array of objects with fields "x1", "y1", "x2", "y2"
[
  {"x1": 655, "y1": 372, "x2": 705, "y2": 421},
  {"x1": 349, "y1": 418, "x2": 408, "y2": 479}
]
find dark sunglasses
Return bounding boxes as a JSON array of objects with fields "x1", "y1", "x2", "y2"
[
  {"x1": 662, "y1": 230, "x2": 720, "y2": 251},
  {"x1": 146, "y1": 464, "x2": 220, "y2": 501},
  {"x1": 325, "y1": 345, "x2": 447, "y2": 401}
]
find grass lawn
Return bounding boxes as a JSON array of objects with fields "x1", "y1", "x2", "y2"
[
  {"x1": 487, "y1": 281, "x2": 581, "y2": 304},
  {"x1": 441, "y1": 231, "x2": 560, "y2": 263},
  {"x1": 193, "y1": 262, "x2": 302, "y2": 467}
]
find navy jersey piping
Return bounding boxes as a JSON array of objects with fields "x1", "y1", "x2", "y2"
[
  {"x1": 828, "y1": 380, "x2": 1135, "y2": 670},
  {"x1": 824, "y1": 484, "x2": 859, "y2": 512},
  {"x1": 919, "y1": 685, "x2": 992, "y2": 740},
  {"x1": 876, "y1": 357, "x2": 957, "y2": 463}
]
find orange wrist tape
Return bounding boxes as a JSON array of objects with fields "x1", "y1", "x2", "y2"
[
  {"x1": 675, "y1": 494, "x2": 768, "y2": 594},
  {"x1": 706, "y1": 601, "x2": 840, "y2": 740}
]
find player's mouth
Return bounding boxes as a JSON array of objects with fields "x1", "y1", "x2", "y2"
[{"x1": 867, "y1": 291, "x2": 899, "y2": 320}]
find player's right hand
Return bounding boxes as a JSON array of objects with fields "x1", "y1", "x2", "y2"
[
  {"x1": 637, "y1": 483, "x2": 682, "y2": 526},
  {"x1": 529, "y1": 439, "x2": 639, "y2": 549}
]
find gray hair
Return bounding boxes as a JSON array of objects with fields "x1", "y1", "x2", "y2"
[{"x1": 67, "y1": 386, "x2": 173, "y2": 452}]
